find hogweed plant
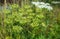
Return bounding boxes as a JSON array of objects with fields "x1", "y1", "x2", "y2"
[{"x1": 32, "y1": 2, "x2": 53, "y2": 11}]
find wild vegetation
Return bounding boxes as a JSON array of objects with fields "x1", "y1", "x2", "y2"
[{"x1": 0, "y1": 0, "x2": 60, "y2": 39}]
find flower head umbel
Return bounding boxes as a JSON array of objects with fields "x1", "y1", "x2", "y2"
[{"x1": 32, "y1": 2, "x2": 53, "y2": 11}]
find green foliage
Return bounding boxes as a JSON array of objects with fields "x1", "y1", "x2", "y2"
[{"x1": 0, "y1": 4, "x2": 60, "y2": 39}]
